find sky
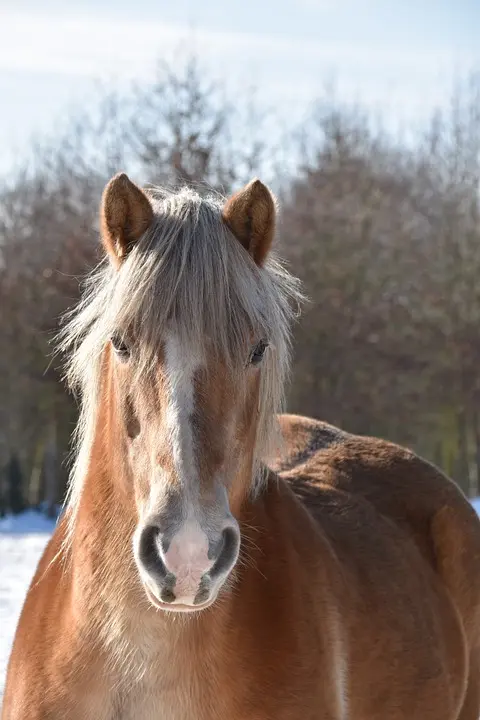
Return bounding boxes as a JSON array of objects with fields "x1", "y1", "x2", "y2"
[{"x1": 0, "y1": 0, "x2": 479, "y2": 175}]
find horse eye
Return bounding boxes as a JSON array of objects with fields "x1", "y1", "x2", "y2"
[
  {"x1": 111, "y1": 333, "x2": 130, "y2": 361},
  {"x1": 249, "y1": 339, "x2": 269, "y2": 367}
]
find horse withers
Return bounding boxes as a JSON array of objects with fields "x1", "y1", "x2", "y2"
[{"x1": 3, "y1": 174, "x2": 480, "y2": 719}]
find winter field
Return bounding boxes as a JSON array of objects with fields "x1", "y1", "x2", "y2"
[
  {"x1": 0, "y1": 511, "x2": 56, "y2": 702},
  {"x1": 2, "y1": 501, "x2": 480, "y2": 705}
]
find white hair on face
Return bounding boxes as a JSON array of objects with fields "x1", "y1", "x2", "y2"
[
  {"x1": 163, "y1": 330, "x2": 201, "y2": 496},
  {"x1": 57, "y1": 185, "x2": 304, "y2": 542}
]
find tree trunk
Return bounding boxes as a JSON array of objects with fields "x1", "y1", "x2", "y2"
[
  {"x1": 472, "y1": 406, "x2": 480, "y2": 499},
  {"x1": 43, "y1": 420, "x2": 58, "y2": 519},
  {"x1": 456, "y1": 407, "x2": 471, "y2": 497},
  {"x1": 28, "y1": 440, "x2": 44, "y2": 508}
]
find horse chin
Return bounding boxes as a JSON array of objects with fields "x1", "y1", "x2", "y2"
[{"x1": 144, "y1": 584, "x2": 216, "y2": 614}]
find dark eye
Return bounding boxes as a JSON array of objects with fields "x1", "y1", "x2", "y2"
[
  {"x1": 111, "y1": 333, "x2": 130, "y2": 361},
  {"x1": 248, "y1": 339, "x2": 269, "y2": 367}
]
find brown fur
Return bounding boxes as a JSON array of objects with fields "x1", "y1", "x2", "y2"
[
  {"x1": 4, "y1": 413, "x2": 480, "y2": 719},
  {"x1": 3, "y1": 178, "x2": 480, "y2": 719}
]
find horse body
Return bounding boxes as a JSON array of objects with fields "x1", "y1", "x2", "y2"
[
  {"x1": 3, "y1": 176, "x2": 480, "y2": 719},
  {"x1": 5, "y1": 414, "x2": 480, "y2": 719}
]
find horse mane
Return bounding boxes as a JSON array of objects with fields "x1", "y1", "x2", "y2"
[{"x1": 57, "y1": 184, "x2": 303, "y2": 536}]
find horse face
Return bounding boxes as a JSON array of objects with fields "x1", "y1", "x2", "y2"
[
  {"x1": 98, "y1": 173, "x2": 280, "y2": 613},
  {"x1": 110, "y1": 330, "x2": 270, "y2": 612}
]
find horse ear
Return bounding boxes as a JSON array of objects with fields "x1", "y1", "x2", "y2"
[
  {"x1": 222, "y1": 178, "x2": 276, "y2": 266},
  {"x1": 100, "y1": 173, "x2": 154, "y2": 268}
]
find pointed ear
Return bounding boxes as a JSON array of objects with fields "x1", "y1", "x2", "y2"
[
  {"x1": 222, "y1": 178, "x2": 276, "y2": 266},
  {"x1": 100, "y1": 173, "x2": 154, "y2": 268}
]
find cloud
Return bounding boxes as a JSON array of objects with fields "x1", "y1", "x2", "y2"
[
  {"x1": 0, "y1": 9, "x2": 474, "y2": 83},
  {"x1": 0, "y1": 5, "x2": 476, "y2": 177}
]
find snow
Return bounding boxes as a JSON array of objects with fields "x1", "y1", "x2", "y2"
[
  {"x1": 1, "y1": 500, "x2": 480, "y2": 705},
  {"x1": 471, "y1": 498, "x2": 480, "y2": 515},
  {"x1": 0, "y1": 511, "x2": 56, "y2": 704},
  {"x1": 0, "y1": 508, "x2": 58, "y2": 535}
]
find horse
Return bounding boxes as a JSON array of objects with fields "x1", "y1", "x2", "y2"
[{"x1": 3, "y1": 173, "x2": 480, "y2": 720}]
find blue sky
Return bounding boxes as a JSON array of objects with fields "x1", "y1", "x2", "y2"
[{"x1": 0, "y1": 0, "x2": 478, "y2": 175}]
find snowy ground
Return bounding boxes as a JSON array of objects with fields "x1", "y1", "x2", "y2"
[
  {"x1": 2, "y1": 502, "x2": 480, "y2": 706},
  {"x1": 0, "y1": 511, "x2": 56, "y2": 702}
]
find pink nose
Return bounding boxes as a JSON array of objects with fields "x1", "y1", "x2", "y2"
[
  {"x1": 162, "y1": 523, "x2": 213, "y2": 601},
  {"x1": 137, "y1": 519, "x2": 241, "y2": 608}
]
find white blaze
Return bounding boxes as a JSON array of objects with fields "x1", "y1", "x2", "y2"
[
  {"x1": 164, "y1": 331, "x2": 199, "y2": 490},
  {"x1": 163, "y1": 332, "x2": 211, "y2": 603}
]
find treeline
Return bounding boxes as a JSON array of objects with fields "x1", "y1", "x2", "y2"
[{"x1": 1, "y1": 58, "x2": 480, "y2": 514}]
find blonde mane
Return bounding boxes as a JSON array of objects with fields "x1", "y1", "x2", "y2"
[{"x1": 58, "y1": 185, "x2": 303, "y2": 533}]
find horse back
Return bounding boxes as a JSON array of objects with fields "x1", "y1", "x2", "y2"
[{"x1": 274, "y1": 413, "x2": 480, "y2": 645}]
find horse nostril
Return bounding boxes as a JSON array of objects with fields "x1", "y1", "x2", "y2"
[
  {"x1": 138, "y1": 524, "x2": 169, "y2": 581},
  {"x1": 160, "y1": 588, "x2": 176, "y2": 603},
  {"x1": 209, "y1": 526, "x2": 240, "y2": 580}
]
